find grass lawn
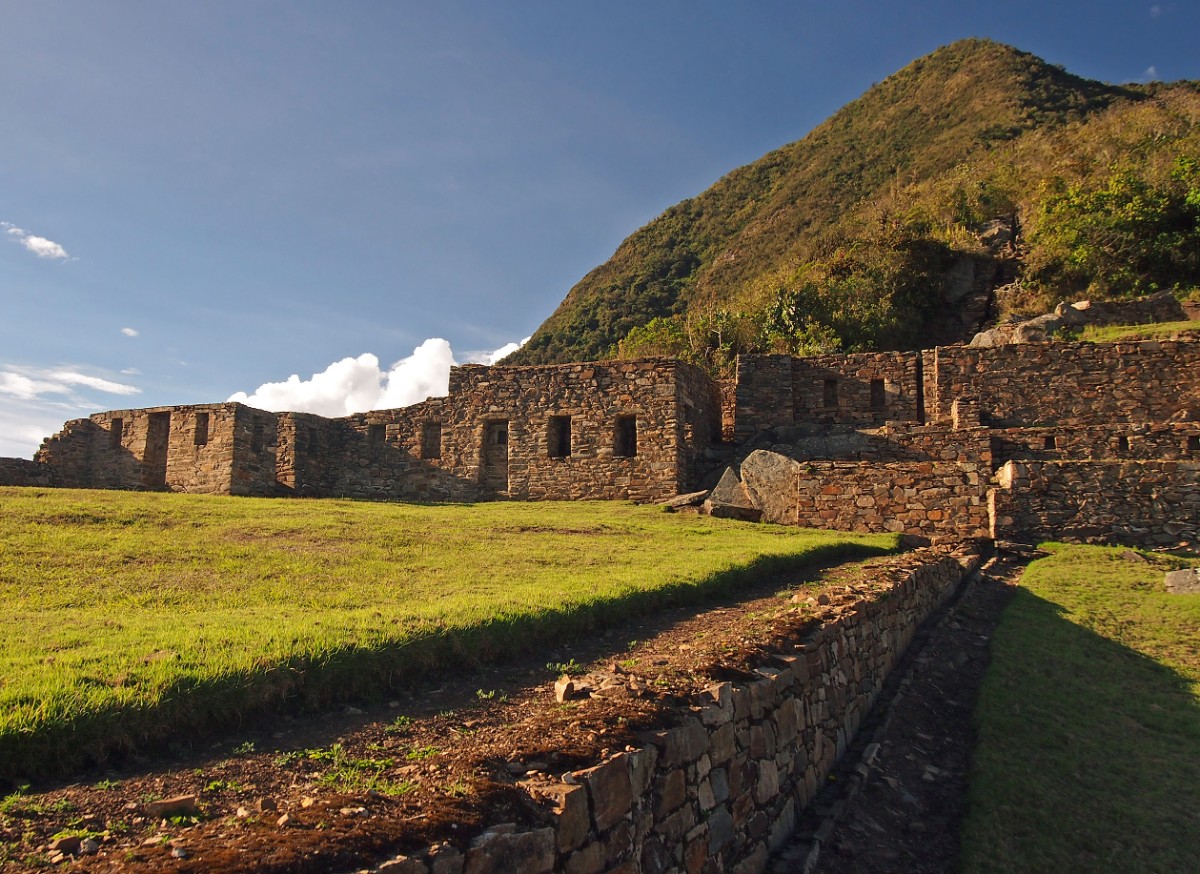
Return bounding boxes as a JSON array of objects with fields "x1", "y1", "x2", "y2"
[
  {"x1": 1078, "y1": 319, "x2": 1199, "y2": 342},
  {"x1": 962, "y1": 544, "x2": 1200, "y2": 873},
  {"x1": 0, "y1": 487, "x2": 895, "y2": 779}
]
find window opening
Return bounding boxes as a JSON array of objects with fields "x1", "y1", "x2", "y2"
[
  {"x1": 614, "y1": 415, "x2": 637, "y2": 457},
  {"x1": 368, "y1": 423, "x2": 385, "y2": 446},
  {"x1": 823, "y1": 378, "x2": 839, "y2": 408},
  {"x1": 1188, "y1": 435, "x2": 1200, "y2": 452},
  {"x1": 494, "y1": 425, "x2": 508, "y2": 446},
  {"x1": 1043, "y1": 435, "x2": 1057, "y2": 450},
  {"x1": 421, "y1": 421, "x2": 442, "y2": 459},
  {"x1": 547, "y1": 416, "x2": 571, "y2": 458},
  {"x1": 194, "y1": 412, "x2": 210, "y2": 446},
  {"x1": 1117, "y1": 435, "x2": 1129, "y2": 452},
  {"x1": 869, "y1": 379, "x2": 886, "y2": 410},
  {"x1": 110, "y1": 418, "x2": 124, "y2": 448}
]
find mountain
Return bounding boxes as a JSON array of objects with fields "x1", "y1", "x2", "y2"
[{"x1": 504, "y1": 39, "x2": 1200, "y2": 370}]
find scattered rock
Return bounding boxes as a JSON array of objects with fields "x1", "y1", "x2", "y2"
[
  {"x1": 144, "y1": 794, "x2": 198, "y2": 819},
  {"x1": 48, "y1": 836, "x2": 82, "y2": 855},
  {"x1": 1164, "y1": 568, "x2": 1200, "y2": 594}
]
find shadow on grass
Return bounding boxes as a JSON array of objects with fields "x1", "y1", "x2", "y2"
[
  {"x1": 963, "y1": 587, "x2": 1200, "y2": 873},
  {"x1": 1, "y1": 541, "x2": 893, "y2": 784}
]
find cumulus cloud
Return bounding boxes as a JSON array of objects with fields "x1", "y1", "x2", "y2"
[
  {"x1": 1, "y1": 221, "x2": 71, "y2": 260},
  {"x1": 121, "y1": 327, "x2": 139, "y2": 337},
  {"x1": 228, "y1": 337, "x2": 528, "y2": 416},
  {"x1": 0, "y1": 367, "x2": 141, "y2": 401}
]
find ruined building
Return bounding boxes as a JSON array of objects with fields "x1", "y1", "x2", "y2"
[{"x1": 3, "y1": 339, "x2": 1198, "y2": 551}]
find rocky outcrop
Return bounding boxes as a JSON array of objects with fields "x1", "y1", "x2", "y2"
[{"x1": 970, "y1": 290, "x2": 1189, "y2": 346}]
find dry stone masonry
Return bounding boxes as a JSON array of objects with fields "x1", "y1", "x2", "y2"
[
  {"x1": 5, "y1": 301, "x2": 1198, "y2": 550},
  {"x1": 368, "y1": 549, "x2": 980, "y2": 874}
]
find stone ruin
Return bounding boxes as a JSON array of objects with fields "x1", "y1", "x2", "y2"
[{"x1": 3, "y1": 298, "x2": 1199, "y2": 552}]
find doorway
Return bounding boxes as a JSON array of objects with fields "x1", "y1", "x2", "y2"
[{"x1": 481, "y1": 420, "x2": 509, "y2": 493}]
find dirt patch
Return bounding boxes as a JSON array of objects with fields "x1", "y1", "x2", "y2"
[{"x1": 0, "y1": 549, "x2": 980, "y2": 872}]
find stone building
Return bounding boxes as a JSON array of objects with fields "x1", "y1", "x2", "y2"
[
  {"x1": 24, "y1": 359, "x2": 723, "y2": 504},
  {"x1": 3, "y1": 337, "x2": 1198, "y2": 551}
]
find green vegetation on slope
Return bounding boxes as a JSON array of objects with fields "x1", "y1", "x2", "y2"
[
  {"x1": 505, "y1": 39, "x2": 1200, "y2": 371},
  {"x1": 963, "y1": 544, "x2": 1200, "y2": 872},
  {"x1": 0, "y1": 487, "x2": 895, "y2": 779}
]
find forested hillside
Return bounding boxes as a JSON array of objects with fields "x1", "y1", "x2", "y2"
[{"x1": 504, "y1": 39, "x2": 1200, "y2": 371}]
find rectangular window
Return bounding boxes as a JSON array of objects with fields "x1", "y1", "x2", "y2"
[
  {"x1": 194, "y1": 412, "x2": 210, "y2": 446},
  {"x1": 251, "y1": 423, "x2": 265, "y2": 453},
  {"x1": 869, "y1": 379, "x2": 886, "y2": 410},
  {"x1": 421, "y1": 421, "x2": 442, "y2": 459},
  {"x1": 614, "y1": 415, "x2": 637, "y2": 457},
  {"x1": 368, "y1": 423, "x2": 385, "y2": 446},
  {"x1": 1043, "y1": 435, "x2": 1057, "y2": 450},
  {"x1": 547, "y1": 415, "x2": 571, "y2": 458},
  {"x1": 1117, "y1": 435, "x2": 1129, "y2": 452},
  {"x1": 823, "y1": 378, "x2": 838, "y2": 408},
  {"x1": 1188, "y1": 435, "x2": 1200, "y2": 452},
  {"x1": 110, "y1": 418, "x2": 124, "y2": 448}
]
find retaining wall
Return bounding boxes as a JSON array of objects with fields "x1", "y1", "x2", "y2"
[
  {"x1": 373, "y1": 550, "x2": 976, "y2": 874},
  {"x1": 924, "y1": 340, "x2": 1200, "y2": 427},
  {"x1": 991, "y1": 460, "x2": 1200, "y2": 549}
]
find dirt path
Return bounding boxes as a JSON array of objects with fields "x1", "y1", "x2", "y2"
[{"x1": 772, "y1": 554, "x2": 1025, "y2": 873}]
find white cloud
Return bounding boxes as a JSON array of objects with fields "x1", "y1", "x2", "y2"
[
  {"x1": 21, "y1": 236, "x2": 70, "y2": 259},
  {"x1": 0, "y1": 366, "x2": 141, "y2": 458},
  {"x1": 461, "y1": 336, "x2": 531, "y2": 365},
  {"x1": 121, "y1": 327, "x2": 139, "y2": 337},
  {"x1": 1150, "y1": 4, "x2": 1162, "y2": 18},
  {"x1": 0, "y1": 367, "x2": 140, "y2": 401},
  {"x1": 1143, "y1": 65, "x2": 1159, "y2": 81},
  {"x1": 1, "y1": 221, "x2": 71, "y2": 260},
  {"x1": 228, "y1": 337, "x2": 527, "y2": 416},
  {"x1": 0, "y1": 399, "x2": 79, "y2": 458}
]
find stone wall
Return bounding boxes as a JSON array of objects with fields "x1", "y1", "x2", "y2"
[
  {"x1": 924, "y1": 340, "x2": 1200, "y2": 427},
  {"x1": 729, "y1": 451, "x2": 990, "y2": 541},
  {"x1": 367, "y1": 550, "x2": 977, "y2": 874},
  {"x1": 991, "y1": 423, "x2": 1200, "y2": 465},
  {"x1": 0, "y1": 458, "x2": 54, "y2": 487},
  {"x1": 734, "y1": 353, "x2": 922, "y2": 442},
  {"x1": 28, "y1": 359, "x2": 719, "y2": 502},
  {"x1": 991, "y1": 460, "x2": 1200, "y2": 549},
  {"x1": 755, "y1": 423, "x2": 991, "y2": 465}
]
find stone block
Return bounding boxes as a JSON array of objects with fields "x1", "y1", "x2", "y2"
[
  {"x1": 576, "y1": 754, "x2": 633, "y2": 833},
  {"x1": 534, "y1": 783, "x2": 590, "y2": 853},
  {"x1": 463, "y1": 827, "x2": 555, "y2": 874}
]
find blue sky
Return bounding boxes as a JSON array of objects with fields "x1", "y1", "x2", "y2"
[{"x1": 2, "y1": 1, "x2": 1196, "y2": 457}]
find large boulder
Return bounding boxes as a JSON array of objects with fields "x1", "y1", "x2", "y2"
[
  {"x1": 739, "y1": 450, "x2": 804, "y2": 524},
  {"x1": 703, "y1": 467, "x2": 761, "y2": 522}
]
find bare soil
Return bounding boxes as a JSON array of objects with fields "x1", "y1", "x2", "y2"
[{"x1": 0, "y1": 550, "x2": 1010, "y2": 873}]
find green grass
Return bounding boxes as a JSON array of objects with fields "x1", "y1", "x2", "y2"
[
  {"x1": 0, "y1": 487, "x2": 895, "y2": 779},
  {"x1": 963, "y1": 544, "x2": 1200, "y2": 873},
  {"x1": 1077, "y1": 319, "x2": 1200, "y2": 342}
]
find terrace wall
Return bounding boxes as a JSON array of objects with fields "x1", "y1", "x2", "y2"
[
  {"x1": 367, "y1": 550, "x2": 977, "y2": 874},
  {"x1": 991, "y1": 460, "x2": 1200, "y2": 549},
  {"x1": 923, "y1": 340, "x2": 1200, "y2": 426}
]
